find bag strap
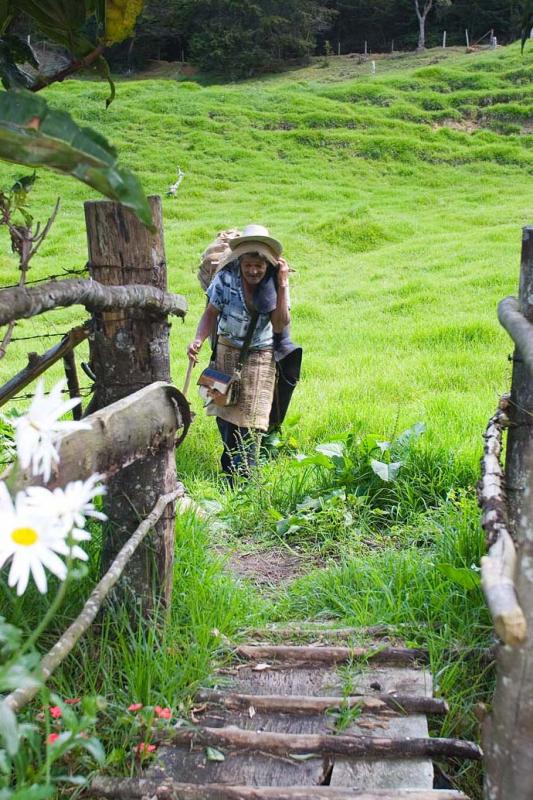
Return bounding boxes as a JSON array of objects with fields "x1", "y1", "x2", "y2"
[{"x1": 235, "y1": 310, "x2": 259, "y2": 373}]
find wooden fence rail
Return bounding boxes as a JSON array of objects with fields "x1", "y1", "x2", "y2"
[
  {"x1": 0, "y1": 324, "x2": 90, "y2": 408},
  {"x1": 0, "y1": 278, "x2": 187, "y2": 326},
  {"x1": 478, "y1": 403, "x2": 526, "y2": 645},
  {"x1": 482, "y1": 225, "x2": 533, "y2": 800}
]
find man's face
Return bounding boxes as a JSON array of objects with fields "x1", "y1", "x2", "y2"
[{"x1": 240, "y1": 254, "x2": 268, "y2": 285}]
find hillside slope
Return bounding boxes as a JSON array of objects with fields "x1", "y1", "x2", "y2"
[{"x1": 0, "y1": 44, "x2": 531, "y2": 467}]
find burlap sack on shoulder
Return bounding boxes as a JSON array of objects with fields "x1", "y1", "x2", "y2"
[{"x1": 197, "y1": 228, "x2": 241, "y2": 291}]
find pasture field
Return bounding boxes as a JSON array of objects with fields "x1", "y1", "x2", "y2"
[
  {"x1": 0, "y1": 43, "x2": 532, "y2": 469},
  {"x1": 0, "y1": 43, "x2": 532, "y2": 797}
]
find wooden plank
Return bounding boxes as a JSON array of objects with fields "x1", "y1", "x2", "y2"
[
  {"x1": 195, "y1": 708, "x2": 331, "y2": 735},
  {"x1": 149, "y1": 742, "x2": 330, "y2": 787},
  {"x1": 223, "y1": 666, "x2": 432, "y2": 698},
  {"x1": 236, "y1": 645, "x2": 428, "y2": 666},
  {"x1": 330, "y1": 672, "x2": 433, "y2": 789},
  {"x1": 92, "y1": 776, "x2": 471, "y2": 799},
  {"x1": 330, "y1": 714, "x2": 434, "y2": 789}
]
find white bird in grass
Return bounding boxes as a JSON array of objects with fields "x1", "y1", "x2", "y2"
[{"x1": 167, "y1": 167, "x2": 185, "y2": 196}]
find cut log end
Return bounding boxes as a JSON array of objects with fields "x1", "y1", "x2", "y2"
[{"x1": 494, "y1": 610, "x2": 527, "y2": 647}]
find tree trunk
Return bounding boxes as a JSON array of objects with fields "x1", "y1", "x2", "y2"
[
  {"x1": 414, "y1": 0, "x2": 432, "y2": 51},
  {"x1": 84, "y1": 196, "x2": 179, "y2": 612},
  {"x1": 484, "y1": 226, "x2": 533, "y2": 799},
  {"x1": 417, "y1": 15, "x2": 426, "y2": 50}
]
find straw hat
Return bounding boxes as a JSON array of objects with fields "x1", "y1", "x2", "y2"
[{"x1": 229, "y1": 224, "x2": 282, "y2": 263}]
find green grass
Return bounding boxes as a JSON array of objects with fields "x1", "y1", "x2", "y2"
[
  {"x1": 1, "y1": 43, "x2": 531, "y2": 797},
  {"x1": 0, "y1": 43, "x2": 531, "y2": 473}
]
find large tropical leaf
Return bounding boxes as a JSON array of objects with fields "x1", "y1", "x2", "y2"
[
  {"x1": 0, "y1": 89, "x2": 154, "y2": 229},
  {"x1": 16, "y1": 0, "x2": 97, "y2": 56},
  {"x1": 0, "y1": 34, "x2": 39, "y2": 89}
]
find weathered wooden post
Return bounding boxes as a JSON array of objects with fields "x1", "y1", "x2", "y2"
[
  {"x1": 484, "y1": 226, "x2": 533, "y2": 799},
  {"x1": 84, "y1": 196, "x2": 179, "y2": 612}
]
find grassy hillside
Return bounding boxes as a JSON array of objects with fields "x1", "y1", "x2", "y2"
[
  {"x1": 2, "y1": 45, "x2": 532, "y2": 798},
  {"x1": 1, "y1": 44, "x2": 532, "y2": 475}
]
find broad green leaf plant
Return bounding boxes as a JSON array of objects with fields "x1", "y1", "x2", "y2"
[{"x1": 0, "y1": 0, "x2": 152, "y2": 228}]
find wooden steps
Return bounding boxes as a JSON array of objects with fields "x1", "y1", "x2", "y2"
[{"x1": 90, "y1": 625, "x2": 478, "y2": 799}]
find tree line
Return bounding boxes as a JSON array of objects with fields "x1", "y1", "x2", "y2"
[{"x1": 112, "y1": 0, "x2": 526, "y2": 77}]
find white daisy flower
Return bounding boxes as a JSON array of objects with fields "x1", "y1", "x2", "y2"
[
  {"x1": 0, "y1": 482, "x2": 71, "y2": 596},
  {"x1": 13, "y1": 380, "x2": 91, "y2": 482},
  {"x1": 24, "y1": 474, "x2": 106, "y2": 541}
]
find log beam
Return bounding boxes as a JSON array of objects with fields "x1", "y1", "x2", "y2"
[
  {"x1": 478, "y1": 403, "x2": 527, "y2": 646},
  {"x1": 196, "y1": 689, "x2": 449, "y2": 716},
  {"x1": 161, "y1": 725, "x2": 482, "y2": 761},
  {"x1": 0, "y1": 277, "x2": 186, "y2": 326},
  {"x1": 90, "y1": 777, "x2": 470, "y2": 800},
  {"x1": 0, "y1": 324, "x2": 89, "y2": 409},
  {"x1": 235, "y1": 645, "x2": 428, "y2": 665},
  {"x1": 5, "y1": 382, "x2": 188, "y2": 492}
]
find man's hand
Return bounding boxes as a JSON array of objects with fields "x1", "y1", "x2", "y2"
[
  {"x1": 187, "y1": 337, "x2": 203, "y2": 365},
  {"x1": 277, "y1": 257, "x2": 289, "y2": 287}
]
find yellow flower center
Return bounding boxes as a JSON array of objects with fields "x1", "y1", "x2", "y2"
[{"x1": 11, "y1": 527, "x2": 38, "y2": 546}]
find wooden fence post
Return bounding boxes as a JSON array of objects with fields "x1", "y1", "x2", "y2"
[
  {"x1": 484, "y1": 226, "x2": 533, "y2": 799},
  {"x1": 84, "y1": 196, "x2": 178, "y2": 612}
]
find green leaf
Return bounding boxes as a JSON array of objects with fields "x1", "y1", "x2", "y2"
[
  {"x1": 0, "y1": 90, "x2": 154, "y2": 230},
  {"x1": 436, "y1": 563, "x2": 481, "y2": 591},
  {"x1": 0, "y1": 699, "x2": 19, "y2": 756},
  {"x1": 289, "y1": 753, "x2": 317, "y2": 761},
  {"x1": 295, "y1": 453, "x2": 335, "y2": 469},
  {"x1": 0, "y1": 617, "x2": 22, "y2": 654},
  {"x1": 370, "y1": 459, "x2": 403, "y2": 482},
  {"x1": 395, "y1": 422, "x2": 426, "y2": 448},
  {"x1": 54, "y1": 775, "x2": 88, "y2": 786},
  {"x1": 3, "y1": 35, "x2": 39, "y2": 68},
  {"x1": 17, "y1": 0, "x2": 96, "y2": 57},
  {"x1": 205, "y1": 746, "x2": 225, "y2": 761},
  {"x1": 0, "y1": 39, "x2": 34, "y2": 89},
  {"x1": 316, "y1": 441, "x2": 345, "y2": 458},
  {"x1": 0, "y1": 749, "x2": 9, "y2": 774},
  {"x1": 9, "y1": 786, "x2": 54, "y2": 800},
  {"x1": 79, "y1": 735, "x2": 105, "y2": 765},
  {"x1": 0, "y1": 663, "x2": 41, "y2": 692}
]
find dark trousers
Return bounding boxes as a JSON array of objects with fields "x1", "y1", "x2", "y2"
[{"x1": 216, "y1": 418, "x2": 262, "y2": 480}]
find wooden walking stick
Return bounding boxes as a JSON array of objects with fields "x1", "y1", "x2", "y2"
[{"x1": 183, "y1": 358, "x2": 194, "y2": 398}]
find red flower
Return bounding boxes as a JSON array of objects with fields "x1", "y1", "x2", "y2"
[
  {"x1": 46, "y1": 732, "x2": 60, "y2": 745},
  {"x1": 65, "y1": 697, "x2": 81, "y2": 705},
  {"x1": 128, "y1": 703, "x2": 143, "y2": 712},
  {"x1": 133, "y1": 742, "x2": 156, "y2": 756},
  {"x1": 154, "y1": 706, "x2": 172, "y2": 720},
  {"x1": 49, "y1": 706, "x2": 62, "y2": 719}
]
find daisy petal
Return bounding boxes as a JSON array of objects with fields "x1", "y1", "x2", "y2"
[{"x1": 30, "y1": 556, "x2": 48, "y2": 594}]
